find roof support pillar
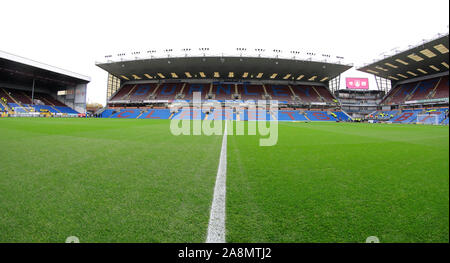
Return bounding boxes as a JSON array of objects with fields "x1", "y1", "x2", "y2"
[{"x1": 31, "y1": 78, "x2": 35, "y2": 105}]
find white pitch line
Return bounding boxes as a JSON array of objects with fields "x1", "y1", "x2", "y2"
[{"x1": 206, "y1": 120, "x2": 228, "y2": 243}]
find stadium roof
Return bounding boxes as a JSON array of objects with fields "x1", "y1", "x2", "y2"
[
  {"x1": 358, "y1": 34, "x2": 449, "y2": 82},
  {"x1": 0, "y1": 50, "x2": 91, "y2": 87},
  {"x1": 96, "y1": 54, "x2": 352, "y2": 83}
]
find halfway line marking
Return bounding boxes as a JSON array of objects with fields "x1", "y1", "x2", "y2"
[{"x1": 206, "y1": 120, "x2": 228, "y2": 243}]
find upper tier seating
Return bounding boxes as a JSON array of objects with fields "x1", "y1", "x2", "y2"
[
  {"x1": 181, "y1": 83, "x2": 209, "y2": 101},
  {"x1": 291, "y1": 86, "x2": 322, "y2": 103},
  {"x1": 211, "y1": 83, "x2": 234, "y2": 101},
  {"x1": 408, "y1": 78, "x2": 440, "y2": 101},
  {"x1": 431, "y1": 76, "x2": 449, "y2": 99},
  {"x1": 155, "y1": 83, "x2": 183, "y2": 100},
  {"x1": 110, "y1": 85, "x2": 135, "y2": 101},
  {"x1": 266, "y1": 85, "x2": 293, "y2": 102},
  {"x1": 382, "y1": 76, "x2": 449, "y2": 105},
  {"x1": 108, "y1": 82, "x2": 336, "y2": 105},
  {"x1": 237, "y1": 84, "x2": 265, "y2": 100},
  {"x1": 128, "y1": 84, "x2": 157, "y2": 101}
]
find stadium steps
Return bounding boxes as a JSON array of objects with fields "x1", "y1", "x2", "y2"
[
  {"x1": 1, "y1": 88, "x2": 29, "y2": 112},
  {"x1": 176, "y1": 83, "x2": 187, "y2": 99},
  {"x1": 50, "y1": 105, "x2": 61, "y2": 113},
  {"x1": 122, "y1": 85, "x2": 137, "y2": 100},
  {"x1": 403, "y1": 81, "x2": 421, "y2": 102},
  {"x1": 426, "y1": 77, "x2": 442, "y2": 99},
  {"x1": 311, "y1": 86, "x2": 325, "y2": 102},
  {"x1": 41, "y1": 98, "x2": 61, "y2": 113},
  {"x1": 208, "y1": 83, "x2": 213, "y2": 99},
  {"x1": 287, "y1": 85, "x2": 300, "y2": 102},
  {"x1": 262, "y1": 85, "x2": 271, "y2": 99},
  {"x1": 0, "y1": 99, "x2": 10, "y2": 111},
  {"x1": 233, "y1": 84, "x2": 241, "y2": 99},
  {"x1": 22, "y1": 91, "x2": 34, "y2": 103},
  {"x1": 136, "y1": 110, "x2": 145, "y2": 119},
  {"x1": 147, "y1": 83, "x2": 161, "y2": 100},
  {"x1": 302, "y1": 111, "x2": 311, "y2": 121},
  {"x1": 384, "y1": 86, "x2": 401, "y2": 104}
]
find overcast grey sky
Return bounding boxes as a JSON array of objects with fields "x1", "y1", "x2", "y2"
[{"x1": 1, "y1": 0, "x2": 448, "y2": 105}]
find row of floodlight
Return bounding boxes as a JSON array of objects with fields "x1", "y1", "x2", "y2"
[{"x1": 104, "y1": 48, "x2": 345, "y2": 61}]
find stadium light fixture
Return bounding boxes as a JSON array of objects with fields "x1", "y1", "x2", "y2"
[
  {"x1": 144, "y1": 74, "x2": 153, "y2": 79},
  {"x1": 242, "y1": 72, "x2": 249, "y2": 78},
  {"x1": 157, "y1": 73, "x2": 165, "y2": 78},
  {"x1": 283, "y1": 74, "x2": 291, "y2": 80},
  {"x1": 407, "y1": 54, "x2": 424, "y2": 62},
  {"x1": 296, "y1": 75, "x2": 304, "y2": 80},
  {"x1": 429, "y1": 65, "x2": 440, "y2": 71},
  {"x1": 375, "y1": 66, "x2": 388, "y2": 72},
  {"x1": 385, "y1": 63, "x2": 398, "y2": 68},
  {"x1": 214, "y1": 72, "x2": 220, "y2": 78},
  {"x1": 397, "y1": 74, "x2": 408, "y2": 79},
  {"x1": 366, "y1": 69, "x2": 379, "y2": 74},
  {"x1": 320, "y1": 77, "x2": 329, "y2": 82},
  {"x1": 395, "y1": 59, "x2": 409, "y2": 65},
  {"x1": 442, "y1": 62, "x2": 449, "y2": 69},
  {"x1": 185, "y1": 72, "x2": 192, "y2": 78},
  {"x1": 270, "y1": 73, "x2": 278, "y2": 79},
  {"x1": 229, "y1": 72, "x2": 234, "y2": 78},
  {"x1": 132, "y1": 74, "x2": 141, "y2": 80},
  {"x1": 120, "y1": 75, "x2": 129, "y2": 80},
  {"x1": 199, "y1": 72, "x2": 206, "y2": 78},
  {"x1": 171, "y1": 73, "x2": 178, "y2": 78},
  {"x1": 417, "y1": 68, "x2": 427, "y2": 74},
  {"x1": 308, "y1": 76, "x2": 317, "y2": 81},
  {"x1": 433, "y1": 44, "x2": 449, "y2": 54},
  {"x1": 420, "y1": 49, "x2": 437, "y2": 58},
  {"x1": 256, "y1": 73, "x2": 263, "y2": 79},
  {"x1": 407, "y1": 71, "x2": 417, "y2": 76},
  {"x1": 388, "y1": 76, "x2": 399, "y2": 80}
]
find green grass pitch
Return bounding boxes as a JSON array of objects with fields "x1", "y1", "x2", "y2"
[{"x1": 0, "y1": 118, "x2": 448, "y2": 242}]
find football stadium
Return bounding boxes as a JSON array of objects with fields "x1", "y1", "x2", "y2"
[{"x1": 0, "y1": 2, "x2": 449, "y2": 246}]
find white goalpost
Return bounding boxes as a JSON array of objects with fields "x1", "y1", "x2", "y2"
[{"x1": 416, "y1": 114, "x2": 440, "y2": 125}]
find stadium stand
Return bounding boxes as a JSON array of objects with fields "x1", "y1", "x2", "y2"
[
  {"x1": 0, "y1": 88, "x2": 79, "y2": 114},
  {"x1": 381, "y1": 76, "x2": 449, "y2": 105}
]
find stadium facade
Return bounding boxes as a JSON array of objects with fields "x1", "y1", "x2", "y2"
[{"x1": 0, "y1": 50, "x2": 90, "y2": 116}]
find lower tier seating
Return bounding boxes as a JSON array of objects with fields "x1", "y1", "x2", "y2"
[{"x1": 104, "y1": 108, "x2": 351, "y2": 122}]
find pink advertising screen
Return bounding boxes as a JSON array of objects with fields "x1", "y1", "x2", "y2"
[{"x1": 346, "y1": 78, "x2": 369, "y2": 90}]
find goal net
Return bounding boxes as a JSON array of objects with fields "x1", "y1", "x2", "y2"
[{"x1": 416, "y1": 114, "x2": 440, "y2": 125}]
